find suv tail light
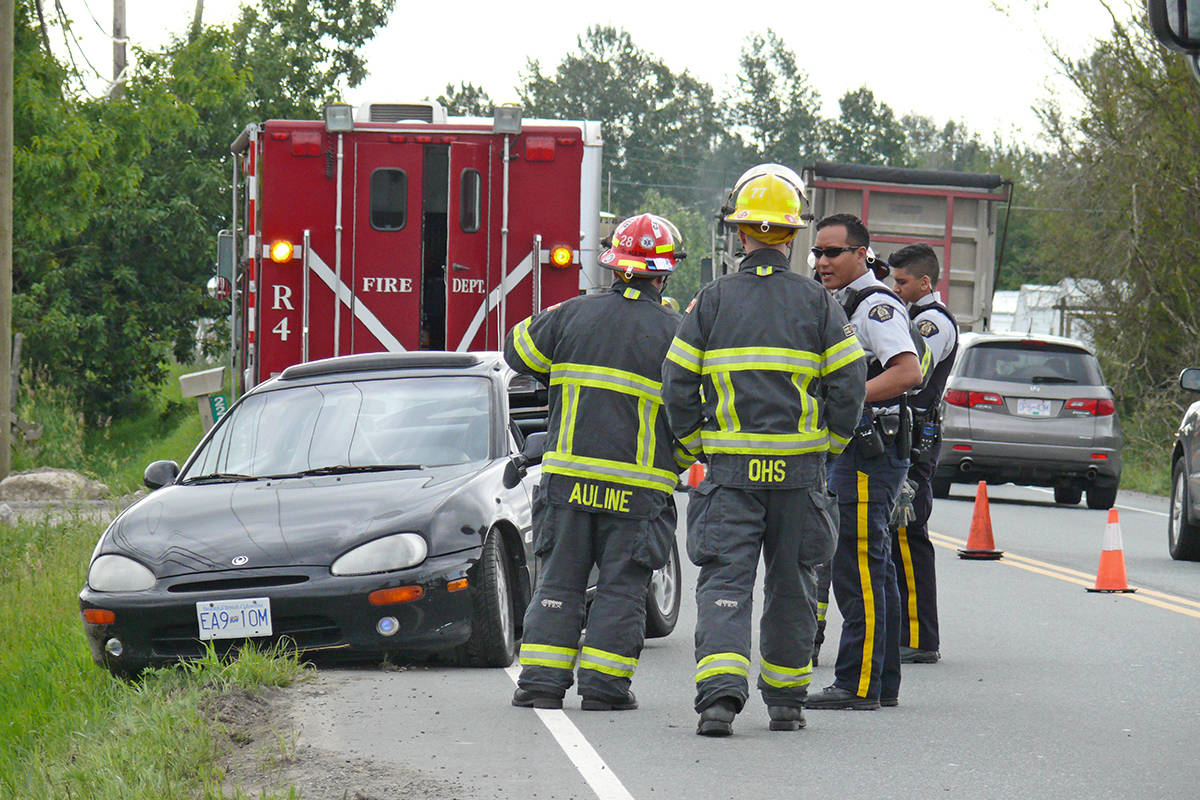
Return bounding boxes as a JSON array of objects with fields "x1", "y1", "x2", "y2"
[
  {"x1": 945, "y1": 390, "x2": 1003, "y2": 408},
  {"x1": 1065, "y1": 398, "x2": 1115, "y2": 416}
]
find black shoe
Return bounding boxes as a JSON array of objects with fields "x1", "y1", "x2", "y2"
[
  {"x1": 899, "y1": 646, "x2": 940, "y2": 664},
  {"x1": 581, "y1": 689, "x2": 638, "y2": 711},
  {"x1": 880, "y1": 696, "x2": 899, "y2": 707},
  {"x1": 696, "y1": 698, "x2": 737, "y2": 737},
  {"x1": 512, "y1": 687, "x2": 563, "y2": 709},
  {"x1": 803, "y1": 685, "x2": 880, "y2": 710},
  {"x1": 767, "y1": 705, "x2": 806, "y2": 731}
]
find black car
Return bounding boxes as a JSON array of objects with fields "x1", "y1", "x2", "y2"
[
  {"x1": 79, "y1": 352, "x2": 681, "y2": 675},
  {"x1": 1169, "y1": 367, "x2": 1200, "y2": 560}
]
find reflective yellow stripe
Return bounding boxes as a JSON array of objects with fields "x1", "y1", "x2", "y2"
[
  {"x1": 636, "y1": 397, "x2": 657, "y2": 467},
  {"x1": 759, "y1": 657, "x2": 812, "y2": 688},
  {"x1": 822, "y1": 335, "x2": 866, "y2": 375},
  {"x1": 513, "y1": 318, "x2": 551, "y2": 373},
  {"x1": 679, "y1": 427, "x2": 702, "y2": 453},
  {"x1": 817, "y1": 601, "x2": 828, "y2": 622},
  {"x1": 712, "y1": 371, "x2": 740, "y2": 432},
  {"x1": 579, "y1": 646, "x2": 638, "y2": 678},
  {"x1": 856, "y1": 471, "x2": 875, "y2": 696},
  {"x1": 897, "y1": 525, "x2": 920, "y2": 648},
  {"x1": 655, "y1": 243, "x2": 674, "y2": 254},
  {"x1": 623, "y1": 287, "x2": 642, "y2": 300},
  {"x1": 919, "y1": 344, "x2": 932, "y2": 378},
  {"x1": 701, "y1": 429, "x2": 829, "y2": 455},
  {"x1": 674, "y1": 445, "x2": 694, "y2": 469},
  {"x1": 542, "y1": 453, "x2": 678, "y2": 493},
  {"x1": 790, "y1": 372, "x2": 818, "y2": 434},
  {"x1": 695, "y1": 652, "x2": 750, "y2": 683},
  {"x1": 550, "y1": 362, "x2": 662, "y2": 403},
  {"x1": 559, "y1": 383, "x2": 579, "y2": 454},
  {"x1": 666, "y1": 337, "x2": 703, "y2": 373},
  {"x1": 701, "y1": 346, "x2": 820, "y2": 375},
  {"x1": 755, "y1": 265, "x2": 774, "y2": 276},
  {"x1": 519, "y1": 642, "x2": 579, "y2": 670}
]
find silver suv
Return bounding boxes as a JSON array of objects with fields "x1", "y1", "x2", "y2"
[{"x1": 933, "y1": 332, "x2": 1122, "y2": 509}]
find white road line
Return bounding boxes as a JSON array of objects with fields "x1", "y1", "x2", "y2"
[
  {"x1": 504, "y1": 665, "x2": 635, "y2": 800},
  {"x1": 1017, "y1": 486, "x2": 1169, "y2": 518}
]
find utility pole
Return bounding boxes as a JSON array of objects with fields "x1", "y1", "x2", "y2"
[
  {"x1": 0, "y1": 0, "x2": 13, "y2": 479},
  {"x1": 190, "y1": 0, "x2": 205, "y2": 42},
  {"x1": 111, "y1": 0, "x2": 126, "y2": 99}
]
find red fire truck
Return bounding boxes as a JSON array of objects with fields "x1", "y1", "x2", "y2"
[{"x1": 218, "y1": 101, "x2": 603, "y2": 394}]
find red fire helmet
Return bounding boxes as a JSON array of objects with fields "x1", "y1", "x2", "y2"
[{"x1": 598, "y1": 213, "x2": 683, "y2": 277}]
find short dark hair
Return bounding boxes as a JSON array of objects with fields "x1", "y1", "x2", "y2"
[
  {"x1": 889, "y1": 243, "x2": 940, "y2": 285},
  {"x1": 815, "y1": 213, "x2": 870, "y2": 248}
]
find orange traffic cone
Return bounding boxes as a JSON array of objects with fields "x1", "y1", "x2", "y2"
[
  {"x1": 957, "y1": 481, "x2": 1003, "y2": 560},
  {"x1": 687, "y1": 463, "x2": 706, "y2": 488},
  {"x1": 1086, "y1": 508, "x2": 1136, "y2": 593}
]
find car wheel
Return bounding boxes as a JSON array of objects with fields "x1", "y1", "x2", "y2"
[
  {"x1": 932, "y1": 477, "x2": 952, "y2": 499},
  {"x1": 1168, "y1": 459, "x2": 1200, "y2": 561},
  {"x1": 1085, "y1": 485, "x2": 1118, "y2": 510},
  {"x1": 1054, "y1": 486, "x2": 1082, "y2": 505},
  {"x1": 459, "y1": 530, "x2": 517, "y2": 667},
  {"x1": 644, "y1": 535, "x2": 681, "y2": 639}
]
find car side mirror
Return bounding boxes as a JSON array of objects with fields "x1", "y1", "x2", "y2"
[
  {"x1": 143, "y1": 460, "x2": 180, "y2": 490},
  {"x1": 501, "y1": 432, "x2": 547, "y2": 490},
  {"x1": 1150, "y1": 0, "x2": 1200, "y2": 53},
  {"x1": 1180, "y1": 367, "x2": 1200, "y2": 393}
]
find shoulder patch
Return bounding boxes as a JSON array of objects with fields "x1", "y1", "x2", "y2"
[
  {"x1": 867, "y1": 303, "x2": 894, "y2": 323},
  {"x1": 843, "y1": 324, "x2": 855, "y2": 338},
  {"x1": 686, "y1": 297, "x2": 698, "y2": 313},
  {"x1": 916, "y1": 318, "x2": 939, "y2": 337}
]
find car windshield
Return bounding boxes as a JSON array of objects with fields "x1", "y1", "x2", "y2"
[
  {"x1": 182, "y1": 376, "x2": 492, "y2": 480},
  {"x1": 960, "y1": 341, "x2": 1103, "y2": 385}
]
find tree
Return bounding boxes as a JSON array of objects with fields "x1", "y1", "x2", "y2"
[
  {"x1": 825, "y1": 87, "x2": 910, "y2": 166},
  {"x1": 519, "y1": 26, "x2": 725, "y2": 213},
  {"x1": 725, "y1": 30, "x2": 823, "y2": 168},
  {"x1": 437, "y1": 81, "x2": 493, "y2": 116}
]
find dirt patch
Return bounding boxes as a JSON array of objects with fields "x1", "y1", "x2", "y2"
[{"x1": 206, "y1": 676, "x2": 470, "y2": 799}]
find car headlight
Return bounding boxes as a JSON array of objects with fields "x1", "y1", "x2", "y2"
[
  {"x1": 331, "y1": 533, "x2": 428, "y2": 576},
  {"x1": 88, "y1": 554, "x2": 156, "y2": 592}
]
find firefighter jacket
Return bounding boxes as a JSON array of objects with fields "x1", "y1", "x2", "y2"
[
  {"x1": 505, "y1": 279, "x2": 690, "y2": 519},
  {"x1": 661, "y1": 248, "x2": 868, "y2": 489}
]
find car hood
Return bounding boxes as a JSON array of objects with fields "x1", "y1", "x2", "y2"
[{"x1": 101, "y1": 463, "x2": 498, "y2": 577}]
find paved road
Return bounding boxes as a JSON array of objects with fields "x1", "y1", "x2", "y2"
[{"x1": 295, "y1": 484, "x2": 1200, "y2": 800}]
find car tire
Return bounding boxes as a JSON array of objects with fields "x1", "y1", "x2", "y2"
[
  {"x1": 1169, "y1": 459, "x2": 1200, "y2": 561},
  {"x1": 644, "y1": 535, "x2": 681, "y2": 639},
  {"x1": 932, "y1": 477, "x2": 952, "y2": 499},
  {"x1": 459, "y1": 530, "x2": 517, "y2": 667},
  {"x1": 1085, "y1": 485, "x2": 1118, "y2": 510},
  {"x1": 1054, "y1": 486, "x2": 1082, "y2": 505}
]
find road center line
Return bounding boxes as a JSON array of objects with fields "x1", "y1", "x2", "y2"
[
  {"x1": 504, "y1": 665, "x2": 635, "y2": 800},
  {"x1": 929, "y1": 530, "x2": 1200, "y2": 619}
]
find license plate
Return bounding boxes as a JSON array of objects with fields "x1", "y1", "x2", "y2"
[
  {"x1": 196, "y1": 597, "x2": 273, "y2": 640},
  {"x1": 1016, "y1": 398, "x2": 1052, "y2": 417}
]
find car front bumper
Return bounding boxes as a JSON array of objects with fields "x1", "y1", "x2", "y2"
[{"x1": 79, "y1": 549, "x2": 481, "y2": 674}]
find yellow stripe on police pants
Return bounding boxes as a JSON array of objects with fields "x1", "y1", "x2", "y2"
[
  {"x1": 856, "y1": 471, "x2": 875, "y2": 697},
  {"x1": 896, "y1": 525, "x2": 920, "y2": 649}
]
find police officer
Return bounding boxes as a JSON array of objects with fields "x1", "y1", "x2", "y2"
[
  {"x1": 505, "y1": 213, "x2": 691, "y2": 711},
  {"x1": 662, "y1": 167, "x2": 867, "y2": 736},
  {"x1": 805, "y1": 213, "x2": 923, "y2": 711},
  {"x1": 889, "y1": 243, "x2": 958, "y2": 665}
]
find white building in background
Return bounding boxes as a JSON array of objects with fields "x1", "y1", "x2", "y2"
[{"x1": 987, "y1": 278, "x2": 1101, "y2": 348}]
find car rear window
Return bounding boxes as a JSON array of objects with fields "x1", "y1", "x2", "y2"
[{"x1": 960, "y1": 341, "x2": 1103, "y2": 385}]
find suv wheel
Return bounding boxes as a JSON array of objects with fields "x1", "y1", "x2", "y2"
[
  {"x1": 1054, "y1": 486, "x2": 1082, "y2": 505},
  {"x1": 1085, "y1": 485, "x2": 1118, "y2": 510},
  {"x1": 1169, "y1": 459, "x2": 1200, "y2": 561}
]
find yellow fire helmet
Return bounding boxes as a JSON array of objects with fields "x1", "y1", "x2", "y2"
[{"x1": 724, "y1": 172, "x2": 805, "y2": 245}]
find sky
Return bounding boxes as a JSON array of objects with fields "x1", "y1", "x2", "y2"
[{"x1": 50, "y1": 0, "x2": 1136, "y2": 145}]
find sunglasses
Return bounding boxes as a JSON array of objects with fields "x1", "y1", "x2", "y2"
[{"x1": 810, "y1": 245, "x2": 863, "y2": 260}]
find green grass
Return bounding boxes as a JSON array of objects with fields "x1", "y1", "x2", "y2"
[{"x1": 0, "y1": 361, "x2": 309, "y2": 799}]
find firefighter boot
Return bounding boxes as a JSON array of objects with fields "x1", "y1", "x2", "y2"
[
  {"x1": 767, "y1": 705, "x2": 806, "y2": 732},
  {"x1": 696, "y1": 698, "x2": 738, "y2": 737},
  {"x1": 581, "y1": 689, "x2": 638, "y2": 711},
  {"x1": 512, "y1": 687, "x2": 564, "y2": 709}
]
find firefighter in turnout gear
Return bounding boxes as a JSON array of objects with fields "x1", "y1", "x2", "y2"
[
  {"x1": 807, "y1": 213, "x2": 924, "y2": 711},
  {"x1": 889, "y1": 243, "x2": 958, "y2": 665},
  {"x1": 661, "y1": 168, "x2": 867, "y2": 736},
  {"x1": 505, "y1": 213, "x2": 691, "y2": 712}
]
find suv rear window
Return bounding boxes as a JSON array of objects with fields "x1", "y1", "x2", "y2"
[{"x1": 961, "y1": 341, "x2": 1103, "y2": 385}]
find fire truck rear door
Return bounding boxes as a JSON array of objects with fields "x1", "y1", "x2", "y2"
[
  {"x1": 445, "y1": 142, "x2": 492, "y2": 351},
  {"x1": 346, "y1": 140, "x2": 424, "y2": 353}
]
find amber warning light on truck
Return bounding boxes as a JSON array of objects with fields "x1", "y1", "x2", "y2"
[
  {"x1": 550, "y1": 246, "x2": 573, "y2": 268},
  {"x1": 270, "y1": 241, "x2": 294, "y2": 263}
]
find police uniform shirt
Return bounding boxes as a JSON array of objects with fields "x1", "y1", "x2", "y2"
[
  {"x1": 835, "y1": 271, "x2": 916, "y2": 379},
  {"x1": 911, "y1": 291, "x2": 957, "y2": 367}
]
